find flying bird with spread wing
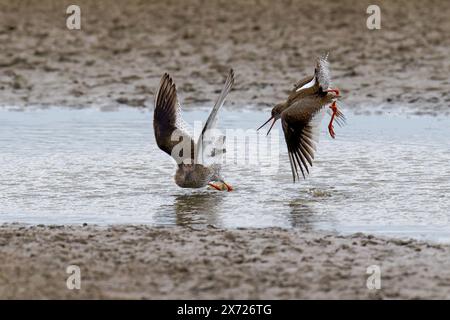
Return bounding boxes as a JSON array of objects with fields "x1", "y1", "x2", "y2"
[
  {"x1": 154, "y1": 69, "x2": 234, "y2": 191},
  {"x1": 258, "y1": 56, "x2": 345, "y2": 182}
]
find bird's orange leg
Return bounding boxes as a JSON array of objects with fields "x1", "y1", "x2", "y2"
[
  {"x1": 208, "y1": 182, "x2": 222, "y2": 191},
  {"x1": 223, "y1": 182, "x2": 233, "y2": 192},
  {"x1": 328, "y1": 101, "x2": 338, "y2": 139}
]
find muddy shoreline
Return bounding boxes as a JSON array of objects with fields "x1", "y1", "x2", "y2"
[
  {"x1": 1, "y1": 224, "x2": 449, "y2": 299},
  {"x1": 0, "y1": 0, "x2": 449, "y2": 115},
  {"x1": 1, "y1": 0, "x2": 449, "y2": 300}
]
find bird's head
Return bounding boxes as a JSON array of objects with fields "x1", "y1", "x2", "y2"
[{"x1": 257, "y1": 103, "x2": 285, "y2": 135}]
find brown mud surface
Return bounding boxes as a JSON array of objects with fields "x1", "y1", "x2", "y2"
[
  {"x1": 0, "y1": 0, "x2": 449, "y2": 115},
  {"x1": 1, "y1": 224, "x2": 449, "y2": 299}
]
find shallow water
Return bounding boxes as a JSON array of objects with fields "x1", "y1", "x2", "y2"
[{"x1": 0, "y1": 107, "x2": 449, "y2": 242}]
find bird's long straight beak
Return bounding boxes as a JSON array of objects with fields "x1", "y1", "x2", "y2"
[
  {"x1": 266, "y1": 118, "x2": 277, "y2": 136},
  {"x1": 257, "y1": 116, "x2": 274, "y2": 131},
  {"x1": 257, "y1": 116, "x2": 278, "y2": 135}
]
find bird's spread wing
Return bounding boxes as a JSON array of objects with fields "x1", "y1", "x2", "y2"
[
  {"x1": 154, "y1": 73, "x2": 195, "y2": 164},
  {"x1": 281, "y1": 96, "x2": 326, "y2": 182},
  {"x1": 196, "y1": 69, "x2": 234, "y2": 164}
]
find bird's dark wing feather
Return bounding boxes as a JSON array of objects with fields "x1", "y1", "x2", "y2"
[
  {"x1": 154, "y1": 73, "x2": 194, "y2": 163},
  {"x1": 281, "y1": 96, "x2": 327, "y2": 182}
]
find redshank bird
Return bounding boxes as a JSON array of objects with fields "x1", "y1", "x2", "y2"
[
  {"x1": 258, "y1": 56, "x2": 345, "y2": 182},
  {"x1": 154, "y1": 69, "x2": 234, "y2": 191}
]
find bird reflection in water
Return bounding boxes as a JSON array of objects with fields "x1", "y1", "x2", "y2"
[
  {"x1": 288, "y1": 198, "x2": 316, "y2": 230},
  {"x1": 173, "y1": 192, "x2": 224, "y2": 227}
]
